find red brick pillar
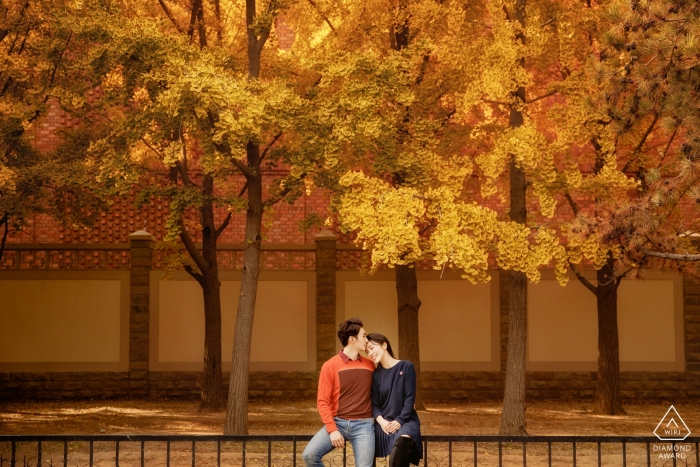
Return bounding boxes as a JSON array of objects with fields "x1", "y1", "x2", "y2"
[
  {"x1": 128, "y1": 230, "x2": 154, "y2": 397},
  {"x1": 315, "y1": 231, "x2": 337, "y2": 373}
]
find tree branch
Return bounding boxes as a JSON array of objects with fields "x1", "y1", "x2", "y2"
[
  {"x1": 483, "y1": 98, "x2": 510, "y2": 106},
  {"x1": 176, "y1": 131, "x2": 196, "y2": 187},
  {"x1": 157, "y1": 0, "x2": 185, "y2": 34},
  {"x1": 212, "y1": 141, "x2": 254, "y2": 177},
  {"x1": 621, "y1": 113, "x2": 659, "y2": 174},
  {"x1": 657, "y1": 126, "x2": 677, "y2": 169},
  {"x1": 569, "y1": 262, "x2": 598, "y2": 294},
  {"x1": 564, "y1": 192, "x2": 579, "y2": 216},
  {"x1": 178, "y1": 218, "x2": 208, "y2": 272},
  {"x1": 231, "y1": 156, "x2": 254, "y2": 177},
  {"x1": 640, "y1": 247, "x2": 700, "y2": 261},
  {"x1": 260, "y1": 132, "x2": 283, "y2": 162},
  {"x1": 615, "y1": 267, "x2": 633, "y2": 287},
  {"x1": 526, "y1": 90, "x2": 557, "y2": 104},
  {"x1": 183, "y1": 263, "x2": 204, "y2": 284},
  {"x1": 541, "y1": 15, "x2": 558, "y2": 27},
  {"x1": 306, "y1": 0, "x2": 336, "y2": 32},
  {"x1": 187, "y1": 0, "x2": 202, "y2": 42},
  {"x1": 265, "y1": 173, "x2": 307, "y2": 207},
  {"x1": 215, "y1": 212, "x2": 233, "y2": 238},
  {"x1": 238, "y1": 181, "x2": 249, "y2": 197}
]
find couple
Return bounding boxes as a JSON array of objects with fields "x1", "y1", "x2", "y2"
[{"x1": 302, "y1": 318, "x2": 423, "y2": 467}]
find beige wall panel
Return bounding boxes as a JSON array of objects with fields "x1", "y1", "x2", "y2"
[
  {"x1": 528, "y1": 281, "x2": 598, "y2": 362},
  {"x1": 343, "y1": 278, "x2": 492, "y2": 362},
  {"x1": 419, "y1": 281, "x2": 492, "y2": 362},
  {"x1": 618, "y1": 279, "x2": 675, "y2": 362},
  {"x1": 528, "y1": 273, "x2": 682, "y2": 370},
  {"x1": 344, "y1": 281, "x2": 398, "y2": 350},
  {"x1": 0, "y1": 280, "x2": 121, "y2": 362},
  {"x1": 158, "y1": 280, "x2": 308, "y2": 363},
  {"x1": 250, "y1": 281, "x2": 308, "y2": 361}
]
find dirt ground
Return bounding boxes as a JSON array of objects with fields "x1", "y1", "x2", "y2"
[
  {"x1": 3, "y1": 401, "x2": 700, "y2": 466},
  {"x1": 1, "y1": 399, "x2": 699, "y2": 436}
]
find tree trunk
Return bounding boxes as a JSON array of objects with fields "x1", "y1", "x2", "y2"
[
  {"x1": 594, "y1": 256, "x2": 626, "y2": 415},
  {"x1": 499, "y1": 165, "x2": 528, "y2": 436},
  {"x1": 199, "y1": 191, "x2": 225, "y2": 411},
  {"x1": 225, "y1": 143, "x2": 263, "y2": 434},
  {"x1": 224, "y1": 0, "x2": 269, "y2": 434},
  {"x1": 395, "y1": 264, "x2": 426, "y2": 410},
  {"x1": 500, "y1": 0, "x2": 528, "y2": 435}
]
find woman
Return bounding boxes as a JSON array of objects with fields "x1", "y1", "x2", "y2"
[{"x1": 366, "y1": 333, "x2": 422, "y2": 467}]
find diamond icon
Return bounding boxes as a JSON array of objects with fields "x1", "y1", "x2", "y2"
[{"x1": 654, "y1": 405, "x2": 691, "y2": 441}]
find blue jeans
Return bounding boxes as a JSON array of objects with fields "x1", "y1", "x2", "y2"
[{"x1": 302, "y1": 417, "x2": 375, "y2": 467}]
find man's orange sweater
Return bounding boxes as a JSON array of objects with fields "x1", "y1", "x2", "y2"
[{"x1": 317, "y1": 350, "x2": 375, "y2": 433}]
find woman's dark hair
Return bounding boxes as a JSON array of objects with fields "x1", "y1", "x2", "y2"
[
  {"x1": 366, "y1": 333, "x2": 395, "y2": 358},
  {"x1": 338, "y1": 318, "x2": 364, "y2": 347}
]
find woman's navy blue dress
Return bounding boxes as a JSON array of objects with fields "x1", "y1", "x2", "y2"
[{"x1": 371, "y1": 360, "x2": 422, "y2": 464}]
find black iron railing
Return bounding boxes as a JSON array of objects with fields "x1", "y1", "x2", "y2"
[{"x1": 1, "y1": 435, "x2": 699, "y2": 467}]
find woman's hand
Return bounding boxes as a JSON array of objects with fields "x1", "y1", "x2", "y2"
[
  {"x1": 376, "y1": 416, "x2": 393, "y2": 435},
  {"x1": 386, "y1": 420, "x2": 401, "y2": 434}
]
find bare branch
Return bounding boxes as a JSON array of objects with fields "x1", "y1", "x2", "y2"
[
  {"x1": 183, "y1": 263, "x2": 204, "y2": 284},
  {"x1": 176, "y1": 131, "x2": 195, "y2": 187},
  {"x1": 640, "y1": 247, "x2": 700, "y2": 261},
  {"x1": 418, "y1": 218, "x2": 436, "y2": 236},
  {"x1": 157, "y1": 0, "x2": 185, "y2": 34},
  {"x1": 265, "y1": 173, "x2": 307, "y2": 207},
  {"x1": 564, "y1": 192, "x2": 579, "y2": 216},
  {"x1": 178, "y1": 218, "x2": 208, "y2": 272},
  {"x1": 621, "y1": 113, "x2": 659, "y2": 174},
  {"x1": 260, "y1": 132, "x2": 283, "y2": 162},
  {"x1": 569, "y1": 262, "x2": 598, "y2": 294},
  {"x1": 615, "y1": 267, "x2": 633, "y2": 287},
  {"x1": 541, "y1": 15, "x2": 558, "y2": 27},
  {"x1": 306, "y1": 0, "x2": 336, "y2": 32},
  {"x1": 231, "y1": 157, "x2": 254, "y2": 177},
  {"x1": 238, "y1": 181, "x2": 249, "y2": 197},
  {"x1": 483, "y1": 98, "x2": 510, "y2": 106},
  {"x1": 212, "y1": 142, "x2": 254, "y2": 177},
  {"x1": 657, "y1": 127, "x2": 677, "y2": 169},
  {"x1": 526, "y1": 90, "x2": 557, "y2": 104},
  {"x1": 140, "y1": 138, "x2": 166, "y2": 159},
  {"x1": 215, "y1": 212, "x2": 233, "y2": 238}
]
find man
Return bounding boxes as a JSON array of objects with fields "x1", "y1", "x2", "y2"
[{"x1": 303, "y1": 318, "x2": 375, "y2": 467}]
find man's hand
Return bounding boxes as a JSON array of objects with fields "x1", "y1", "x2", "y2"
[{"x1": 329, "y1": 430, "x2": 345, "y2": 448}]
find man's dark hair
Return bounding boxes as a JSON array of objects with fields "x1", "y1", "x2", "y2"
[{"x1": 338, "y1": 318, "x2": 364, "y2": 347}]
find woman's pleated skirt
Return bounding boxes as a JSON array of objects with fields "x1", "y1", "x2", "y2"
[{"x1": 374, "y1": 420, "x2": 422, "y2": 464}]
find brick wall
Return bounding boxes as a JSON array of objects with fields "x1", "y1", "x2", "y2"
[
  {"x1": 3, "y1": 370, "x2": 689, "y2": 402},
  {"x1": 0, "y1": 372, "x2": 316, "y2": 401},
  {"x1": 418, "y1": 371, "x2": 689, "y2": 402}
]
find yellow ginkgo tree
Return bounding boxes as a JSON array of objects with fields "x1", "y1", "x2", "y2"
[
  {"x1": 57, "y1": 0, "x2": 334, "y2": 433},
  {"x1": 290, "y1": 0, "x2": 581, "y2": 432},
  {"x1": 0, "y1": 0, "x2": 106, "y2": 263},
  {"x1": 455, "y1": 0, "x2": 643, "y2": 428}
]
